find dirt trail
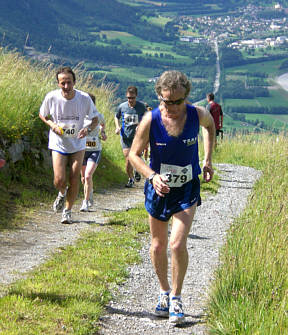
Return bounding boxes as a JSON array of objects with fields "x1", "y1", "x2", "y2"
[
  {"x1": 0, "y1": 164, "x2": 261, "y2": 335},
  {"x1": 0, "y1": 181, "x2": 145, "y2": 294}
]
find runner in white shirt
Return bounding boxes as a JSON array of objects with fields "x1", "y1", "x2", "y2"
[
  {"x1": 39, "y1": 66, "x2": 99, "y2": 224},
  {"x1": 80, "y1": 93, "x2": 107, "y2": 212}
]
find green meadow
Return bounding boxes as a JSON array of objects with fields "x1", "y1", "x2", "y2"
[
  {"x1": 97, "y1": 30, "x2": 193, "y2": 62},
  {"x1": 223, "y1": 58, "x2": 288, "y2": 131},
  {"x1": 226, "y1": 58, "x2": 288, "y2": 77},
  {"x1": 0, "y1": 49, "x2": 287, "y2": 335},
  {"x1": 245, "y1": 113, "x2": 288, "y2": 129}
]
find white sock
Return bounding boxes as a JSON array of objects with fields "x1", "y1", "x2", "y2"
[{"x1": 59, "y1": 190, "x2": 66, "y2": 197}]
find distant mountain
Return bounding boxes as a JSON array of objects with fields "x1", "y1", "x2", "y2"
[
  {"x1": 0, "y1": 0, "x2": 139, "y2": 49},
  {"x1": 1, "y1": 0, "x2": 287, "y2": 65}
]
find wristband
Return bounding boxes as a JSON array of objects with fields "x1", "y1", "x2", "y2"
[{"x1": 148, "y1": 172, "x2": 157, "y2": 184}]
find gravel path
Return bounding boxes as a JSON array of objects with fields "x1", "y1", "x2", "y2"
[
  {"x1": 0, "y1": 164, "x2": 261, "y2": 334},
  {"x1": 98, "y1": 164, "x2": 261, "y2": 335},
  {"x1": 0, "y1": 185, "x2": 144, "y2": 289}
]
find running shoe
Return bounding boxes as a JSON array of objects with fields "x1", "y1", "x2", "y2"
[
  {"x1": 53, "y1": 192, "x2": 65, "y2": 212},
  {"x1": 134, "y1": 171, "x2": 141, "y2": 182},
  {"x1": 88, "y1": 189, "x2": 93, "y2": 207},
  {"x1": 80, "y1": 200, "x2": 89, "y2": 212},
  {"x1": 155, "y1": 292, "x2": 169, "y2": 317},
  {"x1": 169, "y1": 297, "x2": 185, "y2": 324},
  {"x1": 125, "y1": 178, "x2": 134, "y2": 188},
  {"x1": 61, "y1": 209, "x2": 72, "y2": 224}
]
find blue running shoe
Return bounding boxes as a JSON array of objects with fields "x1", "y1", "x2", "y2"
[
  {"x1": 155, "y1": 292, "x2": 169, "y2": 317},
  {"x1": 169, "y1": 297, "x2": 185, "y2": 324}
]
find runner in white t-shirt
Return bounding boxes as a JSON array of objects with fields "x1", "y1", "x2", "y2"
[{"x1": 39, "y1": 66, "x2": 99, "y2": 224}]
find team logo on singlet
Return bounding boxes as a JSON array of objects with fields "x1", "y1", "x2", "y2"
[
  {"x1": 183, "y1": 137, "x2": 197, "y2": 146},
  {"x1": 156, "y1": 143, "x2": 167, "y2": 146}
]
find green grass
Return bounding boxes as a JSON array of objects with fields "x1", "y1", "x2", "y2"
[
  {"x1": 244, "y1": 113, "x2": 288, "y2": 130},
  {"x1": 1, "y1": 135, "x2": 287, "y2": 334},
  {"x1": 225, "y1": 58, "x2": 288, "y2": 77},
  {"x1": 0, "y1": 206, "x2": 149, "y2": 334},
  {"x1": 257, "y1": 88, "x2": 288, "y2": 107},
  {"x1": 224, "y1": 98, "x2": 260, "y2": 107},
  {"x1": 0, "y1": 49, "x2": 128, "y2": 229},
  {"x1": 96, "y1": 30, "x2": 193, "y2": 63},
  {"x1": 1, "y1": 48, "x2": 287, "y2": 334},
  {"x1": 209, "y1": 134, "x2": 288, "y2": 334},
  {"x1": 224, "y1": 88, "x2": 288, "y2": 109},
  {"x1": 144, "y1": 15, "x2": 172, "y2": 27}
]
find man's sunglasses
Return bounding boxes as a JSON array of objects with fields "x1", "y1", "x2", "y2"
[
  {"x1": 160, "y1": 96, "x2": 185, "y2": 105},
  {"x1": 127, "y1": 96, "x2": 136, "y2": 100}
]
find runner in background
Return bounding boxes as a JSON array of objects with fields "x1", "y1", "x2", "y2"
[
  {"x1": 114, "y1": 86, "x2": 146, "y2": 188},
  {"x1": 206, "y1": 92, "x2": 223, "y2": 148},
  {"x1": 39, "y1": 66, "x2": 99, "y2": 224},
  {"x1": 80, "y1": 93, "x2": 107, "y2": 212},
  {"x1": 129, "y1": 70, "x2": 215, "y2": 325},
  {"x1": 0, "y1": 159, "x2": 5, "y2": 168},
  {"x1": 0, "y1": 150, "x2": 5, "y2": 168}
]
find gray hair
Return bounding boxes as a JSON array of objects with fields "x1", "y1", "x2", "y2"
[{"x1": 155, "y1": 71, "x2": 191, "y2": 97}]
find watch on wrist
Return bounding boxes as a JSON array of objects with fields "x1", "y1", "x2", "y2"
[{"x1": 148, "y1": 172, "x2": 156, "y2": 184}]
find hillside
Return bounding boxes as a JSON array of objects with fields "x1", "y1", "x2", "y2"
[
  {"x1": 0, "y1": 0, "x2": 167, "y2": 57},
  {"x1": 2, "y1": 0, "x2": 287, "y2": 63},
  {"x1": 1, "y1": 0, "x2": 288, "y2": 129}
]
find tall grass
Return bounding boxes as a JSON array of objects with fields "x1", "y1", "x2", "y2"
[
  {"x1": 0, "y1": 49, "x2": 126, "y2": 228},
  {"x1": 208, "y1": 134, "x2": 288, "y2": 334},
  {"x1": 0, "y1": 49, "x2": 287, "y2": 333},
  {"x1": 0, "y1": 48, "x2": 54, "y2": 141}
]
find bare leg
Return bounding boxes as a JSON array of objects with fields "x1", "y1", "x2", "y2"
[
  {"x1": 80, "y1": 165, "x2": 86, "y2": 185},
  {"x1": 83, "y1": 160, "x2": 97, "y2": 201},
  {"x1": 170, "y1": 204, "x2": 197, "y2": 296},
  {"x1": 149, "y1": 215, "x2": 170, "y2": 292},
  {"x1": 52, "y1": 151, "x2": 68, "y2": 194},
  {"x1": 65, "y1": 150, "x2": 85, "y2": 210},
  {"x1": 122, "y1": 148, "x2": 134, "y2": 179}
]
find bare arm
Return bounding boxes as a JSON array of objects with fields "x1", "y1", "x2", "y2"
[
  {"x1": 129, "y1": 112, "x2": 152, "y2": 178},
  {"x1": 196, "y1": 106, "x2": 215, "y2": 182},
  {"x1": 39, "y1": 113, "x2": 63, "y2": 136},
  {"x1": 114, "y1": 116, "x2": 121, "y2": 135},
  {"x1": 100, "y1": 122, "x2": 107, "y2": 141},
  {"x1": 78, "y1": 116, "x2": 99, "y2": 139},
  {"x1": 129, "y1": 112, "x2": 170, "y2": 197}
]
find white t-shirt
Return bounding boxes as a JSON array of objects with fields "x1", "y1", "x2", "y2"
[
  {"x1": 39, "y1": 89, "x2": 99, "y2": 153},
  {"x1": 85, "y1": 113, "x2": 105, "y2": 151}
]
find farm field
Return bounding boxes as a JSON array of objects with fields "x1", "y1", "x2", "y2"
[
  {"x1": 222, "y1": 114, "x2": 255, "y2": 131},
  {"x1": 226, "y1": 58, "x2": 288, "y2": 77},
  {"x1": 224, "y1": 87, "x2": 288, "y2": 108},
  {"x1": 244, "y1": 113, "x2": 288, "y2": 129},
  {"x1": 92, "y1": 66, "x2": 158, "y2": 81}
]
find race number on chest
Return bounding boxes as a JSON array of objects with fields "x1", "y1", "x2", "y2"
[
  {"x1": 58, "y1": 122, "x2": 78, "y2": 138},
  {"x1": 160, "y1": 163, "x2": 193, "y2": 187}
]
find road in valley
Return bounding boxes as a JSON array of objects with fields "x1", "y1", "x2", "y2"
[{"x1": 276, "y1": 72, "x2": 288, "y2": 92}]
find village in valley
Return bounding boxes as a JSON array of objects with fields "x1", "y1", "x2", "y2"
[{"x1": 178, "y1": 3, "x2": 288, "y2": 49}]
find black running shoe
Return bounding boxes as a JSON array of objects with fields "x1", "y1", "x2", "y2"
[
  {"x1": 125, "y1": 178, "x2": 134, "y2": 188},
  {"x1": 134, "y1": 171, "x2": 141, "y2": 182}
]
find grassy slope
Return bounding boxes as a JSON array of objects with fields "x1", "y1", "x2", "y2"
[
  {"x1": 223, "y1": 58, "x2": 288, "y2": 131},
  {"x1": 0, "y1": 49, "x2": 287, "y2": 334},
  {"x1": 0, "y1": 50, "x2": 127, "y2": 230},
  {"x1": 0, "y1": 135, "x2": 287, "y2": 334},
  {"x1": 209, "y1": 134, "x2": 288, "y2": 334}
]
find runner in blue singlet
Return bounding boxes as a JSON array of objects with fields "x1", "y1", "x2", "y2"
[{"x1": 129, "y1": 70, "x2": 215, "y2": 325}]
